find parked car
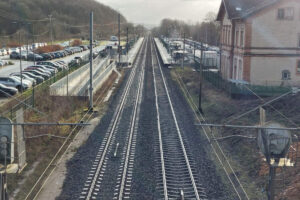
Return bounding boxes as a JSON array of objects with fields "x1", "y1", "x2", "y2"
[
  {"x1": 41, "y1": 65, "x2": 58, "y2": 73},
  {"x1": 0, "y1": 83, "x2": 18, "y2": 97},
  {"x1": 10, "y1": 51, "x2": 20, "y2": 59},
  {"x1": 0, "y1": 60, "x2": 8, "y2": 66},
  {"x1": 22, "y1": 72, "x2": 44, "y2": 84},
  {"x1": 10, "y1": 73, "x2": 37, "y2": 85},
  {"x1": 27, "y1": 53, "x2": 43, "y2": 61},
  {"x1": 70, "y1": 56, "x2": 82, "y2": 65},
  {"x1": 40, "y1": 53, "x2": 52, "y2": 60},
  {"x1": 28, "y1": 65, "x2": 57, "y2": 74},
  {"x1": 0, "y1": 49, "x2": 7, "y2": 56},
  {"x1": 37, "y1": 61, "x2": 64, "y2": 70},
  {"x1": 54, "y1": 61, "x2": 68, "y2": 70},
  {"x1": 0, "y1": 76, "x2": 28, "y2": 91},
  {"x1": 48, "y1": 52, "x2": 56, "y2": 59},
  {"x1": 25, "y1": 66, "x2": 52, "y2": 76},
  {"x1": 11, "y1": 76, "x2": 33, "y2": 88},
  {"x1": 23, "y1": 70, "x2": 50, "y2": 80},
  {"x1": 9, "y1": 48, "x2": 18, "y2": 54}
]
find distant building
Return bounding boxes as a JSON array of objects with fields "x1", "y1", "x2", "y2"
[
  {"x1": 217, "y1": 0, "x2": 300, "y2": 86},
  {"x1": 110, "y1": 36, "x2": 118, "y2": 42}
]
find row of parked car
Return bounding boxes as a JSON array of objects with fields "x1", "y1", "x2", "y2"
[
  {"x1": 0, "y1": 43, "x2": 47, "y2": 56},
  {"x1": 9, "y1": 45, "x2": 89, "y2": 62},
  {"x1": 0, "y1": 60, "x2": 68, "y2": 97}
]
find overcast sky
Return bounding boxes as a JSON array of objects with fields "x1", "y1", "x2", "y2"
[{"x1": 98, "y1": 0, "x2": 221, "y2": 26}]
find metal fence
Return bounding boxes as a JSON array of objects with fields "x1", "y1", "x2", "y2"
[{"x1": 203, "y1": 70, "x2": 291, "y2": 97}]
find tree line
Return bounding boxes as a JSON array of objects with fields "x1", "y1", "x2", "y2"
[{"x1": 152, "y1": 12, "x2": 220, "y2": 46}]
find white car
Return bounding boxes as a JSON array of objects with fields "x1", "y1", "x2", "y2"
[
  {"x1": 0, "y1": 76, "x2": 29, "y2": 91},
  {"x1": 10, "y1": 73, "x2": 37, "y2": 85},
  {"x1": 0, "y1": 49, "x2": 7, "y2": 56},
  {"x1": 10, "y1": 76, "x2": 33, "y2": 88},
  {"x1": 0, "y1": 60, "x2": 8, "y2": 66}
]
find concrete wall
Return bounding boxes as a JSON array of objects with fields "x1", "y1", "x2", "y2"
[{"x1": 50, "y1": 56, "x2": 110, "y2": 96}]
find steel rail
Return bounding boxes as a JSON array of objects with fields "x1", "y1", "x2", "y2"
[
  {"x1": 172, "y1": 65, "x2": 245, "y2": 199},
  {"x1": 117, "y1": 36, "x2": 148, "y2": 200},
  {"x1": 84, "y1": 37, "x2": 147, "y2": 199},
  {"x1": 151, "y1": 39, "x2": 168, "y2": 200},
  {"x1": 152, "y1": 38, "x2": 201, "y2": 200},
  {"x1": 28, "y1": 59, "x2": 118, "y2": 200}
]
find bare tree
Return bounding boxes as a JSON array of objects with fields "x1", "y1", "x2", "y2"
[{"x1": 154, "y1": 12, "x2": 220, "y2": 46}]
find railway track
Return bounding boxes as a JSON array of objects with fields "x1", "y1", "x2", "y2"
[
  {"x1": 151, "y1": 37, "x2": 207, "y2": 200},
  {"x1": 79, "y1": 36, "x2": 148, "y2": 200}
]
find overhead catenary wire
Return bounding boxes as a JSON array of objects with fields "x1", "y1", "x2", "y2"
[
  {"x1": 212, "y1": 135, "x2": 256, "y2": 140},
  {"x1": 25, "y1": 66, "x2": 118, "y2": 200},
  {"x1": 0, "y1": 30, "x2": 21, "y2": 38},
  {"x1": 225, "y1": 91, "x2": 292, "y2": 124},
  {"x1": 0, "y1": 88, "x2": 47, "y2": 117},
  {"x1": 25, "y1": 134, "x2": 67, "y2": 139},
  {"x1": 242, "y1": 84, "x2": 298, "y2": 127},
  {"x1": 172, "y1": 69, "x2": 249, "y2": 199},
  {"x1": 0, "y1": 9, "x2": 50, "y2": 22}
]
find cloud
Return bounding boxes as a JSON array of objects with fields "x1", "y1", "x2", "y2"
[{"x1": 97, "y1": 0, "x2": 221, "y2": 25}]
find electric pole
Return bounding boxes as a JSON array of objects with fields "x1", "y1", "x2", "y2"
[
  {"x1": 198, "y1": 42, "x2": 204, "y2": 113},
  {"x1": 126, "y1": 27, "x2": 129, "y2": 65},
  {"x1": 193, "y1": 42, "x2": 196, "y2": 64},
  {"x1": 48, "y1": 15, "x2": 53, "y2": 46},
  {"x1": 118, "y1": 13, "x2": 121, "y2": 65},
  {"x1": 32, "y1": 24, "x2": 36, "y2": 65},
  {"x1": 182, "y1": 32, "x2": 185, "y2": 69},
  {"x1": 19, "y1": 30, "x2": 23, "y2": 94},
  {"x1": 89, "y1": 12, "x2": 93, "y2": 110}
]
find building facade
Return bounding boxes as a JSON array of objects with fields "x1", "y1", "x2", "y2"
[{"x1": 217, "y1": 0, "x2": 300, "y2": 86}]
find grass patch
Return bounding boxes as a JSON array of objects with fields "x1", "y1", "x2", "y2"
[
  {"x1": 1, "y1": 62, "x2": 120, "y2": 199},
  {"x1": 170, "y1": 66, "x2": 268, "y2": 199}
]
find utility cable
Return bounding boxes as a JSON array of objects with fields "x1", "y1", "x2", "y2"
[
  {"x1": 0, "y1": 88, "x2": 47, "y2": 117},
  {"x1": 173, "y1": 69, "x2": 249, "y2": 199},
  {"x1": 242, "y1": 84, "x2": 298, "y2": 127},
  {"x1": 225, "y1": 91, "x2": 292, "y2": 124}
]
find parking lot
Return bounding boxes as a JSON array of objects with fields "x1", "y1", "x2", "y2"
[
  {"x1": 0, "y1": 45, "x2": 104, "y2": 76},
  {"x1": 0, "y1": 43, "x2": 108, "y2": 106}
]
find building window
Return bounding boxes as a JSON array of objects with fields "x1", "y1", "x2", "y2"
[
  {"x1": 285, "y1": 7, "x2": 294, "y2": 20},
  {"x1": 297, "y1": 61, "x2": 300, "y2": 73},
  {"x1": 240, "y1": 30, "x2": 244, "y2": 47},
  {"x1": 282, "y1": 70, "x2": 291, "y2": 80},
  {"x1": 278, "y1": 7, "x2": 294, "y2": 20},
  {"x1": 235, "y1": 30, "x2": 239, "y2": 46},
  {"x1": 224, "y1": 27, "x2": 227, "y2": 44},
  {"x1": 239, "y1": 60, "x2": 243, "y2": 80},
  {"x1": 228, "y1": 29, "x2": 231, "y2": 44},
  {"x1": 278, "y1": 8, "x2": 284, "y2": 19},
  {"x1": 227, "y1": 27, "x2": 230, "y2": 44}
]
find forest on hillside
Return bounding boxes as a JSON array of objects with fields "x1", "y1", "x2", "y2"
[{"x1": 0, "y1": 0, "x2": 135, "y2": 45}]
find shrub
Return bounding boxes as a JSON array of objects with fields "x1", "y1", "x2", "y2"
[
  {"x1": 35, "y1": 45, "x2": 63, "y2": 53},
  {"x1": 71, "y1": 39, "x2": 82, "y2": 46}
]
